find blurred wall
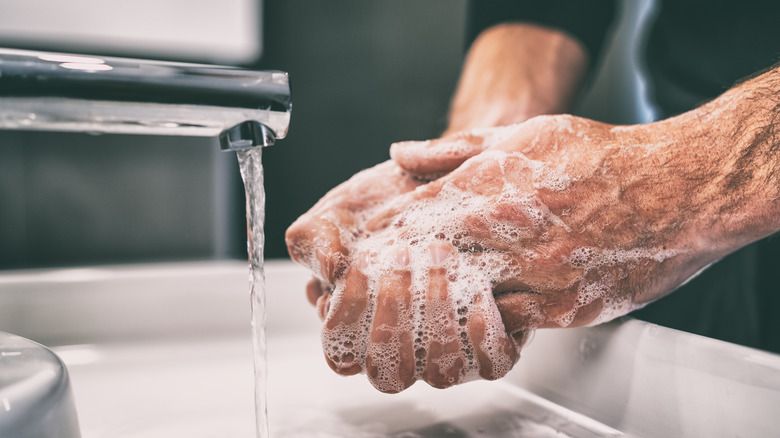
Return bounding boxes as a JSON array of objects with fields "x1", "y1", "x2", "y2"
[
  {"x1": 0, "y1": 0, "x2": 260, "y2": 64},
  {"x1": 0, "y1": 133, "x2": 241, "y2": 269}
]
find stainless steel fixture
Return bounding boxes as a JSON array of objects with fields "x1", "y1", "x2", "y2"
[
  {"x1": 0, "y1": 47, "x2": 292, "y2": 438},
  {"x1": 0, "y1": 48, "x2": 291, "y2": 150}
]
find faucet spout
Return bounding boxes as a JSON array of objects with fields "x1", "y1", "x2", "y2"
[
  {"x1": 220, "y1": 121, "x2": 276, "y2": 150},
  {"x1": 0, "y1": 48, "x2": 291, "y2": 147}
]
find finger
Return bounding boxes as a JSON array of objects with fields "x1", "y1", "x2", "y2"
[
  {"x1": 306, "y1": 277, "x2": 327, "y2": 306},
  {"x1": 467, "y1": 290, "x2": 520, "y2": 381},
  {"x1": 322, "y1": 265, "x2": 370, "y2": 376},
  {"x1": 286, "y1": 211, "x2": 351, "y2": 283},
  {"x1": 390, "y1": 132, "x2": 488, "y2": 177},
  {"x1": 494, "y1": 290, "x2": 547, "y2": 334},
  {"x1": 316, "y1": 293, "x2": 331, "y2": 321},
  {"x1": 365, "y1": 260, "x2": 416, "y2": 393},
  {"x1": 540, "y1": 284, "x2": 582, "y2": 328},
  {"x1": 493, "y1": 284, "x2": 581, "y2": 332},
  {"x1": 569, "y1": 296, "x2": 604, "y2": 327},
  {"x1": 421, "y1": 244, "x2": 465, "y2": 389}
]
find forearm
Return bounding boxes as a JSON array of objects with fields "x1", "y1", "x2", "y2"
[
  {"x1": 446, "y1": 23, "x2": 588, "y2": 134},
  {"x1": 622, "y1": 66, "x2": 780, "y2": 261},
  {"x1": 680, "y1": 66, "x2": 780, "y2": 252}
]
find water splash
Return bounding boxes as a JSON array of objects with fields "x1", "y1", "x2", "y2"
[{"x1": 237, "y1": 147, "x2": 268, "y2": 438}]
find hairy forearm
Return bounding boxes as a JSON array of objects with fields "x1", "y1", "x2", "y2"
[
  {"x1": 446, "y1": 23, "x2": 588, "y2": 134},
  {"x1": 616, "y1": 66, "x2": 780, "y2": 261},
  {"x1": 681, "y1": 65, "x2": 780, "y2": 251}
]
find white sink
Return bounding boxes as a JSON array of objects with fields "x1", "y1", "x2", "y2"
[{"x1": 1, "y1": 261, "x2": 779, "y2": 437}]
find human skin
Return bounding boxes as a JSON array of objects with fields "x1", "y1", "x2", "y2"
[
  {"x1": 445, "y1": 23, "x2": 587, "y2": 135},
  {"x1": 286, "y1": 24, "x2": 780, "y2": 393}
]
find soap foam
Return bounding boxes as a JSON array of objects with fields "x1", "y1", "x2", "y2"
[
  {"x1": 321, "y1": 173, "x2": 531, "y2": 390},
  {"x1": 563, "y1": 246, "x2": 682, "y2": 326},
  {"x1": 318, "y1": 147, "x2": 682, "y2": 391}
]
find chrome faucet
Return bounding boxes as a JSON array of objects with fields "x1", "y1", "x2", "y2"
[{"x1": 0, "y1": 48, "x2": 291, "y2": 150}]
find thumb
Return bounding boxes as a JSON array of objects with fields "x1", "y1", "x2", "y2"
[
  {"x1": 390, "y1": 131, "x2": 489, "y2": 177},
  {"x1": 390, "y1": 125, "x2": 525, "y2": 177}
]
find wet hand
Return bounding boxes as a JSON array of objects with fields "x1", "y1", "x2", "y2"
[
  {"x1": 289, "y1": 115, "x2": 717, "y2": 393},
  {"x1": 386, "y1": 115, "x2": 716, "y2": 331},
  {"x1": 286, "y1": 160, "x2": 424, "y2": 318}
]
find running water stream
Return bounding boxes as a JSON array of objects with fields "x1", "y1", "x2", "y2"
[{"x1": 236, "y1": 147, "x2": 269, "y2": 438}]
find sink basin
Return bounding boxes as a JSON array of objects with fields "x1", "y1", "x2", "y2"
[
  {"x1": 1, "y1": 260, "x2": 779, "y2": 437},
  {"x1": 54, "y1": 335, "x2": 616, "y2": 438}
]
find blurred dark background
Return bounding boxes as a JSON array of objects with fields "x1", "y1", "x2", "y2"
[{"x1": 0, "y1": 0, "x2": 653, "y2": 269}]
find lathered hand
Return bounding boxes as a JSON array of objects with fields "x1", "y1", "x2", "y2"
[
  {"x1": 388, "y1": 116, "x2": 716, "y2": 335},
  {"x1": 286, "y1": 161, "x2": 424, "y2": 319},
  {"x1": 287, "y1": 65, "x2": 780, "y2": 392},
  {"x1": 288, "y1": 115, "x2": 710, "y2": 393}
]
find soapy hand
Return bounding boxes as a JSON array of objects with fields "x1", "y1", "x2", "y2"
[
  {"x1": 286, "y1": 160, "x2": 425, "y2": 317},
  {"x1": 287, "y1": 114, "x2": 724, "y2": 393}
]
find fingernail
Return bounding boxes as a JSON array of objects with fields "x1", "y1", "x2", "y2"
[
  {"x1": 429, "y1": 243, "x2": 451, "y2": 266},
  {"x1": 356, "y1": 252, "x2": 371, "y2": 272},
  {"x1": 393, "y1": 247, "x2": 410, "y2": 267},
  {"x1": 316, "y1": 248, "x2": 332, "y2": 281},
  {"x1": 317, "y1": 248, "x2": 336, "y2": 283}
]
